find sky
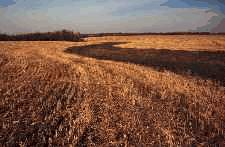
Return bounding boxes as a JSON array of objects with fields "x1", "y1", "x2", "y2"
[{"x1": 0, "y1": 0, "x2": 225, "y2": 33}]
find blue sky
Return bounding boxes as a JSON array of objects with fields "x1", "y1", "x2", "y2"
[{"x1": 0, "y1": 0, "x2": 225, "y2": 33}]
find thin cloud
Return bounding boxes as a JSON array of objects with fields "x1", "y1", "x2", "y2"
[
  {"x1": 162, "y1": 0, "x2": 225, "y2": 13},
  {"x1": 162, "y1": 0, "x2": 225, "y2": 32},
  {"x1": 0, "y1": 0, "x2": 16, "y2": 7}
]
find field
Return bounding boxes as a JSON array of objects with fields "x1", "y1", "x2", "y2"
[{"x1": 0, "y1": 35, "x2": 225, "y2": 146}]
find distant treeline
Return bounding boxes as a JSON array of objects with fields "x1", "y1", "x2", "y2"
[
  {"x1": 0, "y1": 30, "x2": 81, "y2": 41},
  {"x1": 1, "y1": 31, "x2": 225, "y2": 41},
  {"x1": 84, "y1": 32, "x2": 225, "y2": 37}
]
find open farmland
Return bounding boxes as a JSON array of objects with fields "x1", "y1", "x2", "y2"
[{"x1": 0, "y1": 35, "x2": 225, "y2": 146}]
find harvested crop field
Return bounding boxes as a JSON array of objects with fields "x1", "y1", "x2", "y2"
[{"x1": 0, "y1": 35, "x2": 225, "y2": 146}]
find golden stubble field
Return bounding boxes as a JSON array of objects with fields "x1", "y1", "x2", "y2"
[{"x1": 0, "y1": 35, "x2": 225, "y2": 146}]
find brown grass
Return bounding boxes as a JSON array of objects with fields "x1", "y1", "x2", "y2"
[{"x1": 0, "y1": 35, "x2": 225, "y2": 146}]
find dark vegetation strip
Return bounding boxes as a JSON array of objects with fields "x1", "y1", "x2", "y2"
[
  {"x1": 0, "y1": 30, "x2": 81, "y2": 41},
  {"x1": 84, "y1": 32, "x2": 225, "y2": 37},
  {"x1": 1, "y1": 31, "x2": 225, "y2": 41}
]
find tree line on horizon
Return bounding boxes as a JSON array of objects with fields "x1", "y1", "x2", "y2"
[
  {"x1": 0, "y1": 30, "x2": 81, "y2": 41},
  {"x1": 0, "y1": 30, "x2": 225, "y2": 41},
  {"x1": 84, "y1": 32, "x2": 225, "y2": 37}
]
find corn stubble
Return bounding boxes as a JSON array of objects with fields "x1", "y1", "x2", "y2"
[{"x1": 0, "y1": 35, "x2": 225, "y2": 146}]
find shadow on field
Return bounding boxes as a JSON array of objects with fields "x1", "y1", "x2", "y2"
[{"x1": 65, "y1": 42, "x2": 225, "y2": 85}]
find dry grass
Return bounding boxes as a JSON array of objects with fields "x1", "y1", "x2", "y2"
[{"x1": 0, "y1": 35, "x2": 225, "y2": 146}]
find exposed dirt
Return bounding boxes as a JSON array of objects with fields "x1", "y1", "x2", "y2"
[{"x1": 0, "y1": 35, "x2": 225, "y2": 146}]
